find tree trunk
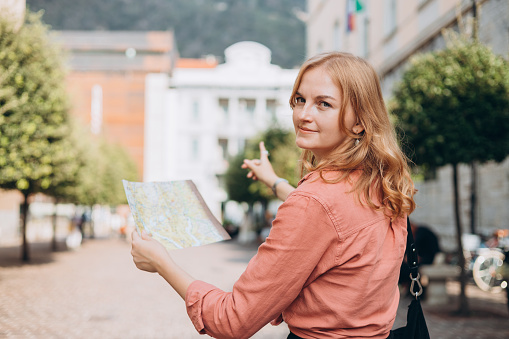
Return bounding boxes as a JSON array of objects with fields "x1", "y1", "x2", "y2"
[
  {"x1": 453, "y1": 163, "x2": 470, "y2": 315},
  {"x1": 21, "y1": 193, "x2": 30, "y2": 262},
  {"x1": 469, "y1": 162, "x2": 477, "y2": 234},
  {"x1": 52, "y1": 200, "x2": 58, "y2": 251}
]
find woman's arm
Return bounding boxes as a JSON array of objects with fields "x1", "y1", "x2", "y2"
[
  {"x1": 131, "y1": 194, "x2": 338, "y2": 339},
  {"x1": 241, "y1": 141, "x2": 295, "y2": 201},
  {"x1": 131, "y1": 230, "x2": 195, "y2": 299},
  {"x1": 185, "y1": 193, "x2": 338, "y2": 338}
]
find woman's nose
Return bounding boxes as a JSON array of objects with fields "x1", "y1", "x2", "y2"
[{"x1": 295, "y1": 104, "x2": 313, "y2": 122}]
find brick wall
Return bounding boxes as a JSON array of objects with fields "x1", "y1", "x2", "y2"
[{"x1": 66, "y1": 71, "x2": 146, "y2": 178}]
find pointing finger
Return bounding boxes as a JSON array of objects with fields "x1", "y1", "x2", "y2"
[{"x1": 259, "y1": 141, "x2": 269, "y2": 161}]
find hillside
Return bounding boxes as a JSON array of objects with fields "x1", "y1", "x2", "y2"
[{"x1": 26, "y1": 0, "x2": 307, "y2": 68}]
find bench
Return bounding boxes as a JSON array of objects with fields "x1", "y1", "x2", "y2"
[{"x1": 419, "y1": 253, "x2": 461, "y2": 306}]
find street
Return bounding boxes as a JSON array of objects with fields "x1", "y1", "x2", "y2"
[{"x1": 1, "y1": 236, "x2": 508, "y2": 338}]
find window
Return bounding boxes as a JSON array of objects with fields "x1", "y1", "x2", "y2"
[
  {"x1": 384, "y1": 0, "x2": 397, "y2": 36},
  {"x1": 191, "y1": 138, "x2": 199, "y2": 161},
  {"x1": 218, "y1": 138, "x2": 228, "y2": 160},
  {"x1": 266, "y1": 99, "x2": 277, "y2": 120},
  {"x1": 333, "y1": 20, "x2": 342, "y2": 51},
  {"x1": 361, "y1": 16, "x2": 369, "y2": 57},
  {"x1": 239, "y1": 98, "x2": 256, "y2": 117},
  {"x1": 238, "y1": 138, "x2": 245, "y2": 153},
  {"x1": 192, "y1": 100, "x2": 200, "y2": 121},
  {"x1": 90, "y1": 84, "x2": 102, "y2": 135},
  {"x1": 218, "y1": 98, "x2": 229, "y2": 120}
]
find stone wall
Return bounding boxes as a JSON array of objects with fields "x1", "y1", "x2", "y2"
[{"x1": 411, "y1": 158, "x2": 509, "y2": 252}]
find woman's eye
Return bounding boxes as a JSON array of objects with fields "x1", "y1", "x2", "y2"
[
  {"x1": 295, "y1": 97, "x2": 305, "y2": 104},
  {"x1": 320, "y1": 101, "x2": 332, "y2": 108}
]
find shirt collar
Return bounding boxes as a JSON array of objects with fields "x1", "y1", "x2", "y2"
[{"x1": 297, "y1": 171, "x2": 317, "y2": 186}]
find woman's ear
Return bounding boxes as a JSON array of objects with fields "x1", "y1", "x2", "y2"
[{"x1": 353, "y1": 121, "x2": 365, "y2": 135}]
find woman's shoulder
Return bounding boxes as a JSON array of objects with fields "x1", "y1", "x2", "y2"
[
  {"x1": 295, "y1": 170, "x2": 357, "y2": 195},
  {"x1": 291, "y1": 170, "x2": 384, "y2": 228},
  {"x1": 289, "y1": 171, "x2": 356, "y2": 207}
]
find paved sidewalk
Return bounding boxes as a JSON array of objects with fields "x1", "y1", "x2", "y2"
[{"x1": 0, "y1": 237, "x2": 508, "y2": 338}]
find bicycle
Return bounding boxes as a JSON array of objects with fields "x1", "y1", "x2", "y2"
[{"x1": 465, "y1": 229, "x2": 509, "y2": 293}]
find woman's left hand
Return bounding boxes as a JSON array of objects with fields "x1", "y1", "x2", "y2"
[
  {"x1": 131, "y1": 230, "x2": 171, "y2": 273},
  {"x1": 241, "y1": 141, "x2": 279, "y2": 187}
]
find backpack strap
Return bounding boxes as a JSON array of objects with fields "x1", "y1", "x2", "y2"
[{"x1": 406, "y1": 217, "x2": 423, "y2": 298}]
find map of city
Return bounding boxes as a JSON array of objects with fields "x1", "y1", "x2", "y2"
[{"x1": 123, "y1": 180, "x2": 230, "y2": 250}]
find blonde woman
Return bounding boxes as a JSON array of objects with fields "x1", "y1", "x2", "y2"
[{"x1": 131, "y1": 52, "x2": 416, "y2": 339}]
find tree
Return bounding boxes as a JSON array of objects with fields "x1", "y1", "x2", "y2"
[
  {"x1": 45, "y1": 117, "x2": 138, "y2": 245},
  {"x1": 0, "y1": 12, "x2": 79, "y2": 261},
  {"x1": 97, "y1": 139, "x2": 138, "y2": 206},
  {"x1": 244, "y1": 127, "x2": 301, "y2": 202},
  {"x1": 391, "y1": 32, "x2": 509, "y2": 315},
  {"x1": 225, "y1": 126, "x2": 300, "y2": 234}
]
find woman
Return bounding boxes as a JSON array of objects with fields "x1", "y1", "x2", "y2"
[{"x1": 131, "y1": 52, "x2": 416, "y2": 339}]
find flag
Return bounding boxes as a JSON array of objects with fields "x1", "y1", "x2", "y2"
[{"x1": 347, "y1": 0, "x2": 363, "y2": 32}]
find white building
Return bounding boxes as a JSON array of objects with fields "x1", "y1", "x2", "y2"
[{"x1": 144, "y1": 42, "x2": 298, "y2": 219}]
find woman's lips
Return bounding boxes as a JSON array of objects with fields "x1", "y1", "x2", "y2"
[{"x1": 298, "y1": 126, "x2": 316, "y2": 133}]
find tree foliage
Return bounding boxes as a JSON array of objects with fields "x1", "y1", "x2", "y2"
[
  {"x1": 0, "y1": 11, "x2": 79, "y2": 261},
  {"x1": 225, "y1": 126, "x2": 300, "y2": 204},
  {"x1": 391, "y1": 34, "x2": 509, "y2": 170},
  {"x1": 26, "y1": 0, "x2": 306, "y2": 68},
  {"x1": 390, "y1": 32, "x2": 509, "y2": 315},
  {"x1": 47, "y1": 120, "x2": 138, "y2": 206},
  {"x1": 97, "y1": 140, "x2": 138, "y2": 206},
  {"x1": 0, "y1": 12, "x2": 138, "y2": 260},
  {"x1": 0, "y1": 11, "x2": 78, "y2": 196}
]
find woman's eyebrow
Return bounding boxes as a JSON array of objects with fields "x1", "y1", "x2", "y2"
[
  {"x1": 295, "y1": 92, "x2": 336, "y2": 101},
  {"x1": 316, "y1": 95, "x2": 336, "y2": 101}
]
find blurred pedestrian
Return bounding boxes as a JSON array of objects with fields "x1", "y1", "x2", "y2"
[
  {"x1": 131, "y1": 52, "x2": 416, "y2": 338},
  {"x1": 78, "y1": 212, "x2": 87, "y2": 240}
]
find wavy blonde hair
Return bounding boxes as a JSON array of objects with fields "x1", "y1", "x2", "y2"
[{"x1": 290, "y1": 52, "x2": 416, "y2": 219}]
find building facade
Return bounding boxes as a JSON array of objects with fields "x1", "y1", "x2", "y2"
[
  {"x1": 0, "y1": 29, "x2": 177, "y2": 245},
  {"x1": 306, "y1": 0, "x2": 509, "y2": 249},
  {"x1": 53, "y1": 30, "x2": 177, "y2": 178},
  {"x1": 144, "y1": 42, "x2": 298, "y2": 218}
]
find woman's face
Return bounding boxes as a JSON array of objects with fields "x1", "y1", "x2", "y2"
[{"x1": 292, "y1": 65, "x2": 362, "y2": 160}]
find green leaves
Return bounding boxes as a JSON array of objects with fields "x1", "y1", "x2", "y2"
[
  {"x1": 0, "y1": 11, "x2": 138, "y2": 205},
  {"x1": 0, "y1": 11, "x2": 73, "y2": 195},
  {"x1": 391, "y1": 33, "x2": 509, "y2": 173},
  {"x1": 225, "y1": 126, "x2": 300, "y2": 204}
]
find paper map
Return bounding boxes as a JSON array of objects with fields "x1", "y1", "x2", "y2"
[{"x1": 123, "y1": 180, "x2": 230, "y2": 250}]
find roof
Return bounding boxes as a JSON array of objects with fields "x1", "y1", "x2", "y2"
[
  {"x1": 52, "y1": 30, "x2": 177, "y2": 73},
  {"x1": 177, "y1": 58, "x2": 218, "y2": 69}
]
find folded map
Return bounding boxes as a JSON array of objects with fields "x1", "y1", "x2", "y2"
[{"x1": 123, "y1": 180, "x2": 230, "y2": 250}]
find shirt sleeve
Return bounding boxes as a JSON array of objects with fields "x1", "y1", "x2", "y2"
[{"x1": 185, "y1": 193, "x2": 339, "y2": 339}]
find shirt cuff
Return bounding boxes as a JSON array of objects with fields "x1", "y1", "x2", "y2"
[{"x1": 185, "y1": 280, "x2": 218, "y2": 334}]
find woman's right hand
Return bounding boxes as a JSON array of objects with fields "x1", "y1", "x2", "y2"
[
  {"x1": 241, "y1": 141, "x2": 279, "y2": 189},
  {"x1": 131, "y1": 230, "x2": 171, "y2": 273}
]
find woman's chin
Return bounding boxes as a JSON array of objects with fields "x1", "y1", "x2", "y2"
[{"x1": 295, "y1": 138, "x2": 313, "y2": 150}]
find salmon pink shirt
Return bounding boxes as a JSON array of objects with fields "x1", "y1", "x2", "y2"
[{"x1": 185, "y1": 171, "x2": 407, "y2": 339}]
